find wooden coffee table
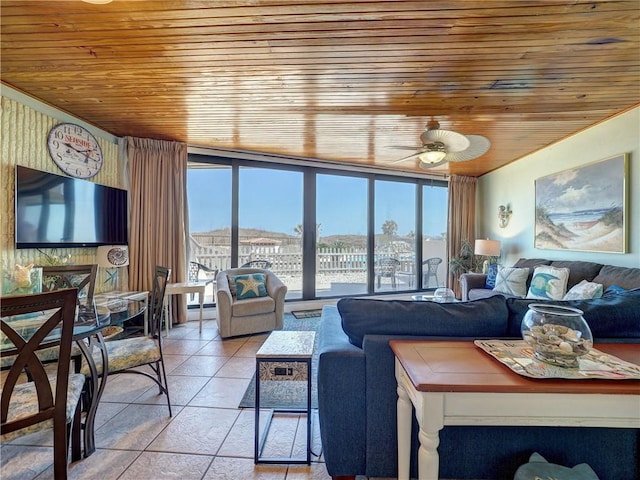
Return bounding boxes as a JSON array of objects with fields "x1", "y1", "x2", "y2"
[{"x1": 390, "y1": 340, "x2": 640, "y2": 480}]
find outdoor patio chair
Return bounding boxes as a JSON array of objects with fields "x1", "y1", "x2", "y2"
[
  {"x1": 215, "y1": 267, "x2": 287, "y2": 339},
  {"x1": 188, "y1": 261, "x2": 218, "y2": 299},
  {"x1": 423, "y1": 257, "x2": 442, "y2": 288},
  {"x1": 241, "y1": 259, "x2": 272, "y2": 269},
  {"x1": 375, "y1": 257, "x2": 400, "y2": 289}
]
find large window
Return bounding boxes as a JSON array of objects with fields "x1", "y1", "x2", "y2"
[
  {"x1": 316, "y1": 174, "x2": 368, "y2": 297},
  {"x1": 187, "y1": 154, "x2": 447, "y2": 304},
  {"x1": 374, "y1": 180, "x2": 417, "y2": 292},
  {"x1": 239, "y1": 166, "x2": 303, "y2": 299}
]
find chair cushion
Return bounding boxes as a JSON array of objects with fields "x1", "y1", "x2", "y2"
[
  {"x1": 234, "y1": 273, "x2": 268, "y2": 300},
  {"x1": 232, "y1": 295, "x2": 275, "y2": 317},
  {"x1": 80, "y1": 336, "x2": 160, "y2": 375},
  {"x1": 0, "y1": 373, "x2": 85, "y2": 442}
]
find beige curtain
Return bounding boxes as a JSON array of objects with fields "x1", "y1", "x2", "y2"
[
  {"x1": 447, "y1": 175, "x2": 477, "y2": 298},
  {"x1": 126, "y1": 137, "x2": 189, "y2": 324}
]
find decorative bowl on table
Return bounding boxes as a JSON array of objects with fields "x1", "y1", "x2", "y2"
[
  {"x1": 433, "y1": 287, "x2": 456, "y2": 303},
  {"x1": 521, "y1": 303, "x2": 593, "y2": 368}
]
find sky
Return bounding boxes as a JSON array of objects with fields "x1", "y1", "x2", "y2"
[{"x1": 187, "y1": 167, "x2": 447, "y2": 237}]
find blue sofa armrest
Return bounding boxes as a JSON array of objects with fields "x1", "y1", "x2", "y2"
[{"x1": 317, "y1": 305, "x2": 366, "y2": 476}]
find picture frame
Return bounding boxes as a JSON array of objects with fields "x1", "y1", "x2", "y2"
[{"x1": 534, "y1": 153, "x2": 628, "y2": 253}]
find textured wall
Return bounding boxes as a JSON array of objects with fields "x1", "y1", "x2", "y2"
[{"x1": 1, "y1": 95, "x2": 124, "y2": 291}]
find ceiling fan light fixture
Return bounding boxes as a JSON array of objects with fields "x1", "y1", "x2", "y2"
[{"x1": 418, "y1": 142, "x2": 446, "y2": 164}]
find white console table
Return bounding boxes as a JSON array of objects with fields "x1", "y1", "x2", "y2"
[{"x1": 163, "y1": 281, "x2": 207, "y2": 334}]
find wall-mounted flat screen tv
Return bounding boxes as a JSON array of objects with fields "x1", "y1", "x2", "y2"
[{"x1": 15, "y1": 165, "x2": 128, "y2": 249}]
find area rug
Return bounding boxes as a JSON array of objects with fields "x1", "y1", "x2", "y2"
[
  {"x1": 238, "y1": 313, "x2": 320, "y2": 409},
  {"x1": 291, "y1": 309, "x2": 323, "y2": 319}
]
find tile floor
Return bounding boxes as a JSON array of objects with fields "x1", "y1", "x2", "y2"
[{"x1": 1, "y1": 305, "x2": 351, "y2": 480}]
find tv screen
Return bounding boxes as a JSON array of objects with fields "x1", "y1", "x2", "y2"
[{"x1": 15, "y1": 166, "x2": 128, "y2": 249}]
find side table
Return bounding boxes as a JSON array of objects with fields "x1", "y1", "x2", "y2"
[
  {"x1": 163, "y1": 281, "x2": 207, "y2": 334},
  {"x1": 254, "y1": 330, "x2": 316, "y2": 464}
]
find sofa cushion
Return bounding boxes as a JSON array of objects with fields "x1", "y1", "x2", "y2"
[
  {"x1": 526, "y1": 265, "x2": 570, "y2": 300},
  {"x1": 493, "y1": 266, "x2": 529, "y2": 297},
  {"x1": 231, "y1": 295, "x2": 275, "y2": 316},
  {"x1": 592, "y1": 265, "x2": 640, "y2": 290},
  {"x1": 563, "y1": 280, "x2": 604, "y2": 301},
  {"x1": 234, "y1": 273, "x2": 267, "y2": 299},
  {"x1": 337, "y1": 296, "x2": 509, "y2": 348},
  {"x1": 505, "y1": 289, "x2": 640, "y2": 339},
  {"x1": 550, "y1": 261, "x2": 604, "y2": 290}
]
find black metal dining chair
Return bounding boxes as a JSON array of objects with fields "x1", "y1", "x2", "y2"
[
  {"x1": 41, "y1": 264, "x2": 98, "y2": 305},
  {"x1": 1, "y1": 289, "x2": 84, "y2": 480},
  {"x1": 80, "y1": 265, "x2": 173, "y2": 415}
]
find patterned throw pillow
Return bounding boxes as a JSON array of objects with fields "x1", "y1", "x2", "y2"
[
  {"x1": 493, "y1": 266, "x2": 529, "y2": 297},
  {"x1": 485, "y1": 264, "x2": 498, "y2": 289},
  {"x1": 526, "y1": 265, "x2": 570, "y2": 300},
  {"x1": 234, "y1": 273, "x2": 268, "y2": 300},
  {"x1": 563, "y1": 280, "x2": 604, "y2": 300}
]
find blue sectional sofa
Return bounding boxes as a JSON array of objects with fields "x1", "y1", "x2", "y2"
[{"x1": 317, "y1": 284, "x2": 640, "y2": 480}]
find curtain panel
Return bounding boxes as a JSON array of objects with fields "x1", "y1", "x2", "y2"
[
  {"x1": 447, "y1": 175, "x2": 477, "y2": 298},
  {"x1": 126, "y1": 137, "x2": 188, "y2": 324}
]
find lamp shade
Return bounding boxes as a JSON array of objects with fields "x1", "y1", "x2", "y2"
[
  {"x1": 96, "y1": 245, "x2": 129, "y2": 268},
  {"x1": 474, "y1": 239, "x2": 501, "y2": 257}
]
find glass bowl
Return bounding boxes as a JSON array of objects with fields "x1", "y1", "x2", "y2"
[{"x1": 521, "y1": 303, "x2": 593, "y2": 367}]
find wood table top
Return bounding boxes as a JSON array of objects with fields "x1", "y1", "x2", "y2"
[{"x1": 390, "y1": 340, "x2": 640, "y2": 395}]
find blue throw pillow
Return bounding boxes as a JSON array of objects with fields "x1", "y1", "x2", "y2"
[
  {"x1": 485, "y1": 264, "x2": 498, "y2": 289},
  {"x1": 234, "y1": 273, "x2": 267, "y2": 300}
]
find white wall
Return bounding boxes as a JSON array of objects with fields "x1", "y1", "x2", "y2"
[{"x1": 477, "y1": 107, "x2": 640, "y2": 268}]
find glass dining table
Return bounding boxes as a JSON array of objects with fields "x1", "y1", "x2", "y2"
[{"x1": 0, "y1": 291, "x2": 148, "y2": 459}]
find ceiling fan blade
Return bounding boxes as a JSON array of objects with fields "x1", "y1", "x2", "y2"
[
  {"x1": 444, "y1": 135, "x2": 491, "y2": 162},
  {"x1": 388, "y1": 151, "x2": 423, "y2": 164},
  {"x1": 387, "y1": 145, "x2": 424, "y2": 151}
]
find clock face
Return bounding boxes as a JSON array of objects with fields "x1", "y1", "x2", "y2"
[{"x1": 47, "y1": 123, "x2": 104, "y2": 178}]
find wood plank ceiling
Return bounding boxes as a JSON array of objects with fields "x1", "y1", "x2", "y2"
[{"x1": 1, "y1": 0, "x2": 639, "y2": 177}]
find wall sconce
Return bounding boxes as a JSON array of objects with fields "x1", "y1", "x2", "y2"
[
  {"x1": 498, "y1": 204, "x2": 512, "y2": 228},
  {"x1": 96, "y1": 245, "x2": 129, "y2": 290}
]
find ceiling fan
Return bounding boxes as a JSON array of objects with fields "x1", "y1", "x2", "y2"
[{"x1": 389, "y1": 121, "x2": 491, "y2": 169}]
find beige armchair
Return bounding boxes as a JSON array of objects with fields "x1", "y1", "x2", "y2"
[{"x1": 215, "y1": 267, "x2": 287, "y2": 339}]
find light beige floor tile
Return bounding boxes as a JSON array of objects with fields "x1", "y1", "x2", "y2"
[
  {"x1": 100, "y1": 372, "x2": 159, "y2": 403},
  {"x1": 217, "y1": 408, "x2": 261, "y2": 458},
  {"x1": 118, "y1": 451, "x2": 213, "y2": 480},
  {"x1": 189, "y1": 377, "x2": 251, "y2": 409},
  {"x1": 161, "y1": 353, "x2": 190, "y2": 373},
  {"x1": 215, "y1": 356, "x2": 257, "y2": 379},
  {"x1": 36, "y1": 448, "x2": 142, "y2": 480},
  {"x1": 95, "y1": 403, "x2": 177, "y2": 450},
  {"x1": 162, "y1": 339, "x2": 211, "y2": 356},
  {"x1": 260, "y1": 413, "x2": 301, "y2": 460},
  {"x1": 133, "y1": 374, "x2": 210, "y2": 407},
  {"x1": 95, "y1": 401, "x2": 129, "y2": 429},
  {"x1": 285, "y1": 463, "x2": 333, "y2": 480},
  {"x1": 146, "y1": 406, "x2": 239, "y2": 455},
  {"x1": 203, "y1": 456, "x2": 287, "y2": 480},
  {"x1": 291, "y1": 411, "x2": 323, "y2": 462},
  {"x1": 194, "y1": 339, "x2": 246, "y2": 357},
  {"x1": 236, "y1": 341, "x2": 265, "y2": 357},
  {"x1": 170, "y1": 354, "x2": 230, "y2": 377},
  {"x1": 178, "y1": 327, "x2": 221, "y2": 341},
  {"x1": 0, "y1": 445, "x2": 52, "y2": 480}
]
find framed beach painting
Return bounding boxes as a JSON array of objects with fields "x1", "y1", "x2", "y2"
[{"x1": 534, "y1": 154, "x2": 628, "y2": 253}]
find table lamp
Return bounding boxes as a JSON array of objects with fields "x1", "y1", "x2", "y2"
[
  {"x1": 96, "y1": 245, "x2": 129, "y2": 290},
  {"x1": 474, "y1": 239, "x2": 501, "y2": 274}
]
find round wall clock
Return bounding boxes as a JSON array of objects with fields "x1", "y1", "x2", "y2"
[{"x1": 47, "y1": 123, "x2": 104, "y2": 178}]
